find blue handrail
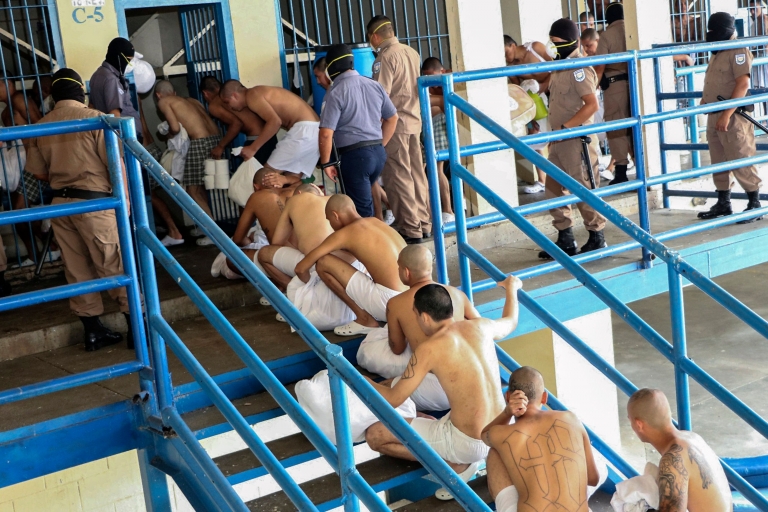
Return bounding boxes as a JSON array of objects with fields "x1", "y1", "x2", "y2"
[{"x1": 421, "y1": 35, "x2": 768, "y2": 512}]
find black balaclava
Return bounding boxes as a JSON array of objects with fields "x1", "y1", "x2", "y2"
[
  {"x1": 105, "y1": 37, "x2": 135, "y2": 76},
  {"x1": 549, "y1": 18, "x2": 580, "y2": 60},
  {"x1": 51, "y1": 68, "x2": 85, "y2": 104},
  {"x1": 325, "y1": 43, "x2": 355, "y2": 82},
  {"x1": 706, "y1": 12, "x2": 736, "y2": 44},
  {"x1": 606, "y1": 3, "x2": 624, "y2": 25}
]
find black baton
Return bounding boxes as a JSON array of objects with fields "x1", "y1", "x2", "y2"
[
  {"x1": 580, "y1": 136, "x2": 597, "y2": 190},
  {"x1": 323, "y1": 140, "x2": 345, "y2": 194},
  {"x1": 717, "y1": 95, "x2": 768, "y2": 136}
]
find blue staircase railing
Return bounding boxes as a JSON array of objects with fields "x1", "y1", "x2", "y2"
[{"x1": 420, "y1": 36, "x2": 768, "y2": 511}]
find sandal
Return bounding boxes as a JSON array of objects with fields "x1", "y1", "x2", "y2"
[
  {"x1": 433, "y1": 461, "x2": 481, "y2": 501},
  {"x1": 333, "y1": 321, "x2": 377, "y2": 337}
]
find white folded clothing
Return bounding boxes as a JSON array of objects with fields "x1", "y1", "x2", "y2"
[
  {"x1": 286, "y1": 270, "x2": 357, "y2": 332},
  {"x1": 356, "y1": 327, "x2": 411, "y2": 379},
  {"x1": 610, "y1": 462, "x2": 659, "y2": 512}
]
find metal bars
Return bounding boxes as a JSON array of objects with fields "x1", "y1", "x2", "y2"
[
  {"x1": 278, "y1": 0, "x2": 449, "y2": 98},
  {"x1": 421, "y1": 36, "x2": 768, "y2": 512}
]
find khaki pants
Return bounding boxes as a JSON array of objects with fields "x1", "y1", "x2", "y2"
[
  {"x1": 51, "y1": 198, "x2": 129, "y2": 317},
  {"x1": 546, "y1": 138, "x2": 607, "y2": 232},
  {"x1": 0, "y1": 235, "x2": 6, "y2": 272},
  {"x1": 382, "y1": 132, "x2": 432, "y2": 239},
  {"x1": 603, "y1": 82, "x2": 633, "y2": 166},
  {"x1": 707, "y1": 114, "x2": 762, "y2": 192}
]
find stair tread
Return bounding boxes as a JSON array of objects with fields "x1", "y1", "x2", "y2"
[
  {"x1": 182, "y1": 383, "x2": 297, "y2": 433},
  {"x1": 215, "y1": 432, "x2": 314, "y2": 476},
  {"x1": 396, "y1": 475, "x2": 491, "y2": 511},
  {"x1": 245, "y1": 455, "x2": 423, "y2": 511}
]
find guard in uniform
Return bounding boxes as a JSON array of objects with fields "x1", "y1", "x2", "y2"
[
  {"x1": 89, "y1": 38, "x2": 140, "y2": 141},
  {"x1": 699, "y1": 12, "x2": 763, "y2": 222},
  {"x1": 367, "y1": 15, "x2": 432, "y2": 244},
  {"x1": 595, "y1": 3, "x2": 634, "y2": 184},
  {"x1": 539, "y1": 19, "x2": 607, "y2": 259},
  {"x1": 26, "y1": 69, "x2": 132, "y2": 351}
]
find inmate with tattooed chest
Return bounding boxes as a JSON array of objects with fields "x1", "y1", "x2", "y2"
[{"x1": 482, "y1": 367, "x2": 599, "y2": 512}]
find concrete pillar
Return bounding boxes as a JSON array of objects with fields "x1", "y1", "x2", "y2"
[
  {"x1": 711, "y1": 0, "x2": 739, "y2": 13},
  {"x1": 499, "y1": 309, "x2": 621, "y2": 448},
  {"x1": 229, "y1": 0, "x2": 283, "y2": 87},
  {"x1": 446, "y1": 0, "x2": 519, "y2": 214},
  {"x1": 623, "y1": 0, "x2": 682, "y2": 181},
  {"x1": 54, "y1": 2, "x2": 120, "y2": 80}
]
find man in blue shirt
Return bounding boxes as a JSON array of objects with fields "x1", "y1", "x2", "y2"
[
  {"x1": 319, "y1": 44, "x2": 399, "y2": 217},
  {"x1": 89, "y1": 38, "x2": 141, "y2": 139}
]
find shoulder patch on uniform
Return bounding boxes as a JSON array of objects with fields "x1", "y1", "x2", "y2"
[
  {"x1": 574, "y1": 69, "x2": 586, "y2": 82},
  {"x1": 736, "y1": 53, "x2": 746, "y2": 65},
  {"x1": 373, "y1": 61, "x2": 381, "y2": 74}
]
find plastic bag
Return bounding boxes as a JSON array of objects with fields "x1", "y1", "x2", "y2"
[
  {"x1": 296, "y1": 369, "x2": 417, "y2": 444},
  {"x1": 508, "y1": 84, "x2": 537, "y2": 137},
  {"x1": 356, "y1": 327, "x2": 412, "y2": 379},
  {"x1": 528, "y1": 91, "x2": 549, "y2": 121},
  {"x1": 228, "y1": 156, "x2": 263, "y2": 208}
]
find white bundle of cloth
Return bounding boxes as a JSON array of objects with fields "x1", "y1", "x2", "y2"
[
  {"x1": 295, "y1": 369, "x2": 416, "y2": 444},
  {"x1": 286, "y1": 270, "x2": 357, "y2": 332},
  {"x1": 611, "y1": 463, "x2": 660, "y2": 512}
]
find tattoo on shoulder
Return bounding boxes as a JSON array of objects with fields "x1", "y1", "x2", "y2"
[
  {"x1": 688, "y1": 445, "x2": 713, "y2": 490},
  {"x1": 402, "y1": 352, "x2": 417, "y2": 379},
  {"x1": 658, "y1": 444, "x2": 689, "y2": 512}
]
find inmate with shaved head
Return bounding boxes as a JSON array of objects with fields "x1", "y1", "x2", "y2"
[{"x1": 482, "y1": 366, "x2": 599, "y2": 512}]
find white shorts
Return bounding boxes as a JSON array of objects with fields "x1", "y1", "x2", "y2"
[
  {"x1": 409, "y1": 413, "x2": 489, "y2": 465},
  {"x1": 266, "y1": 121, "x2": 320, "y2": 177},
  {"x1": 495, "y1": 486, "x2": 519, "y2": 512},
  {"x1": 392, "y1": 374, "x2": 449, "y2": 412},
  {"x1": 345, "y1": 271, "x2": 401, "y2": 322},
  {"x1": 273, "y1": 246, "x2": 306, "y2": 277}
]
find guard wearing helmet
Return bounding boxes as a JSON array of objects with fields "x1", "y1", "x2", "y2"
[
  {"x1": 539, "y1": 18, "x2": 607, "y2": 259},
  {"x1": 698, "y1": 12, "x2": 763, "y2": 222},
  {"x1": 318, "y1": 43, "x2": 399, "y2": 218}
]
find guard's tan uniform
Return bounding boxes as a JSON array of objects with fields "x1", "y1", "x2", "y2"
[
  {"x1": 372, "y1": 37, "x2": 431, "y2": 239},
  {"x1": 703, "y1": 48, "x2": 762, "y2": 192},
  {"x1": 596, "y1": 19, "x2": 633, "y2": 166},
  {"x1": 546, "y1": 49, "x2": 606, "y2": 232},
  {"x1": 26, "y1": 100, "x2": 129, "y2": 317}
]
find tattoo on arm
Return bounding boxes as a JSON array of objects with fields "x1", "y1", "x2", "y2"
[
  {"x1": 658, "y1": 444, "x2": 689, "y2": 512},
  {"x1": 402, "y1": 353, "x2": 417, "y2": 379},
  {"x1": 688, "y1": 445, "x2": 713, "y2": 489}
]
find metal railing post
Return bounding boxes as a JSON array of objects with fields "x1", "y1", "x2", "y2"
[
  {"x1": 687, "y1": 73, "x2": 701, "y2": 170},
  {"x1": 668, "y1": 264, "x2": 692, "y2": 431},
  {"x1": 654, "y1": 57, "x2": 672, "y2": 209},
  {"x1": 116, "y1": 118, "x2": 174, "y2": 411},
  {"x1": 442, "y1": 73, "x2": 473, "y2": 301},
  {"x1": 327, "y1": 345, "x2": 360, "y2": 512},
  {"x1": 420, "y1": 82, "x2": 449, "y2": 284},
  {"x1": 628, "y1": 54, "x2": 652, "y2": 269},
  {"x1": 102, "y1": 124, "x2": 150, "y2": 368}
]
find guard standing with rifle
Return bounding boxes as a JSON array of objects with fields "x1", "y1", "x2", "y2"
[
  {"x1": 699, "y1": 12, "x2": 763, "y2": 223},
  {"x1": 539, "y1": 18, "x2": 607, "y2": 260}
]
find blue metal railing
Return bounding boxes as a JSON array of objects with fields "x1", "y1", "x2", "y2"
[
  {"x1": 421, "y1": 36, "x2": 768, "y2": 511},
  {"x1": 110, "y1": 116, "x2": 493, "y2": 511}
]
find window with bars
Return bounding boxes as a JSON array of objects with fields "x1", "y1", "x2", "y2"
[
  {"x1": 279, "y1": 0, "x2": 450, "y2": 98},
  {"x1": 0, "y1": 0, "x2": 61, "y2": 269},
  {"x1": 566, "y1": 0, "x2": 622, "y2": 32}
]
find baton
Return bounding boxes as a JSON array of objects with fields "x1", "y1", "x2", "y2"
[
  {"x1": 717, "y1": 95, "x2": 768, "y2": 136},
  {"x1": 322, "y1": 140, "x2": 345, "y2": 194},
  {"x1": 580, "y1": 136, "x2": 597, "y2": 190}
]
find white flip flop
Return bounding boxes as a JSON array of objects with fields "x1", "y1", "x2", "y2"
[
  {"x1": 211, "y1": 252, "x2": 227, "y2": 278},
  {"x1": 333, "y1": 321, "x2": 376, "y2": 337},
  {"x1": 196, "y1": 236, "x2": 214, "y2": 246},
  {"x1": 161, "y1": 235, "x2": 185, "y2": 247},
  {"x1": 259, "y1": 296, "x2": 271, "y2": 306},
  {"x1": 433, "y1": 461, "x2": 481, "y2": 501},
  {"x1": 276, "y1": 313, "x2": 286, "y2": 323}
]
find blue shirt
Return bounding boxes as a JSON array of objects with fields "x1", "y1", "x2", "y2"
[
  {"x1": 89, "y1": 61, "x2": 140, "y2": 129},
  {"x1": 320, "y1": 70, "x2": 397, "y2": 148}
]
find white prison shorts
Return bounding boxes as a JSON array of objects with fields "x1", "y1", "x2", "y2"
[
  {"x1": 495, "y1": 486, "x2": 519, "y2": 512},
  {"x1": 266, "y1": 121, "x2": 320, "y2": 177},
  {"x1": 409, "y1": 413, "x2": 489, "y2": 465},
  {"x1": 392, "y1": 374, "x2": 449, "y2": 412},
  {"x1": 272, "y1": 246, "x2": 306, "y2": 277},
  {"x1": 345, "y1": 271, "x2": 401, "y2": 322}
]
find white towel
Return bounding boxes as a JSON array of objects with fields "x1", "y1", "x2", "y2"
[{"x1": 611, "y1": 463, "x2": 660, "y2": 512}]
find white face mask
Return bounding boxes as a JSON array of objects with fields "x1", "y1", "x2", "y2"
[{"x1": 545, "y1": 40, "x2": 558, "y2": 59}]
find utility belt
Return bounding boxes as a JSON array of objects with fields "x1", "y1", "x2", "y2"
[
  {"x1": 337, "y1": 139, "x2": 382, "y2": 155},
  {"x1": 599, "y1": 73, "x2": 629, "y2": 91},
  {"x1": 52, "y1": 188, "x2": 111, "y2": 200}
]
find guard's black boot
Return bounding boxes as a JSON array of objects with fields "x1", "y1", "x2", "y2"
[
  {"x1": 81, "y1": 315, "x2": 122, "y2": 352},
  {"x1": 698, "y1": 190, "x2": 733, "y2": 219},
  {"x1": 580, "y1": 230, "x2": 607, "y2": 254},
  {"x1": 609, "y1": 164, "x2": 628, "y2": 185},
  {"x1": 0, "y1": 272, "x2": 10, "y2": 298},
  {"x1": 737, "y1": 190, "x2": 763, "y2": 224},
  {"x1": 123, "y1": 313, "x2": 134, "y2": 350},
  {"x1": 539, "y1": 227, "x2": 579, "y2": 260}
]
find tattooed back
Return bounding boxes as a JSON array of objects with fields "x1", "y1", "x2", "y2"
[
  {"x1": 486, "y1": 409, "x2": 595, "y2": 512},
  {"x1": 657, "y1": 431, "x2": 731, "y2": 512}
]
